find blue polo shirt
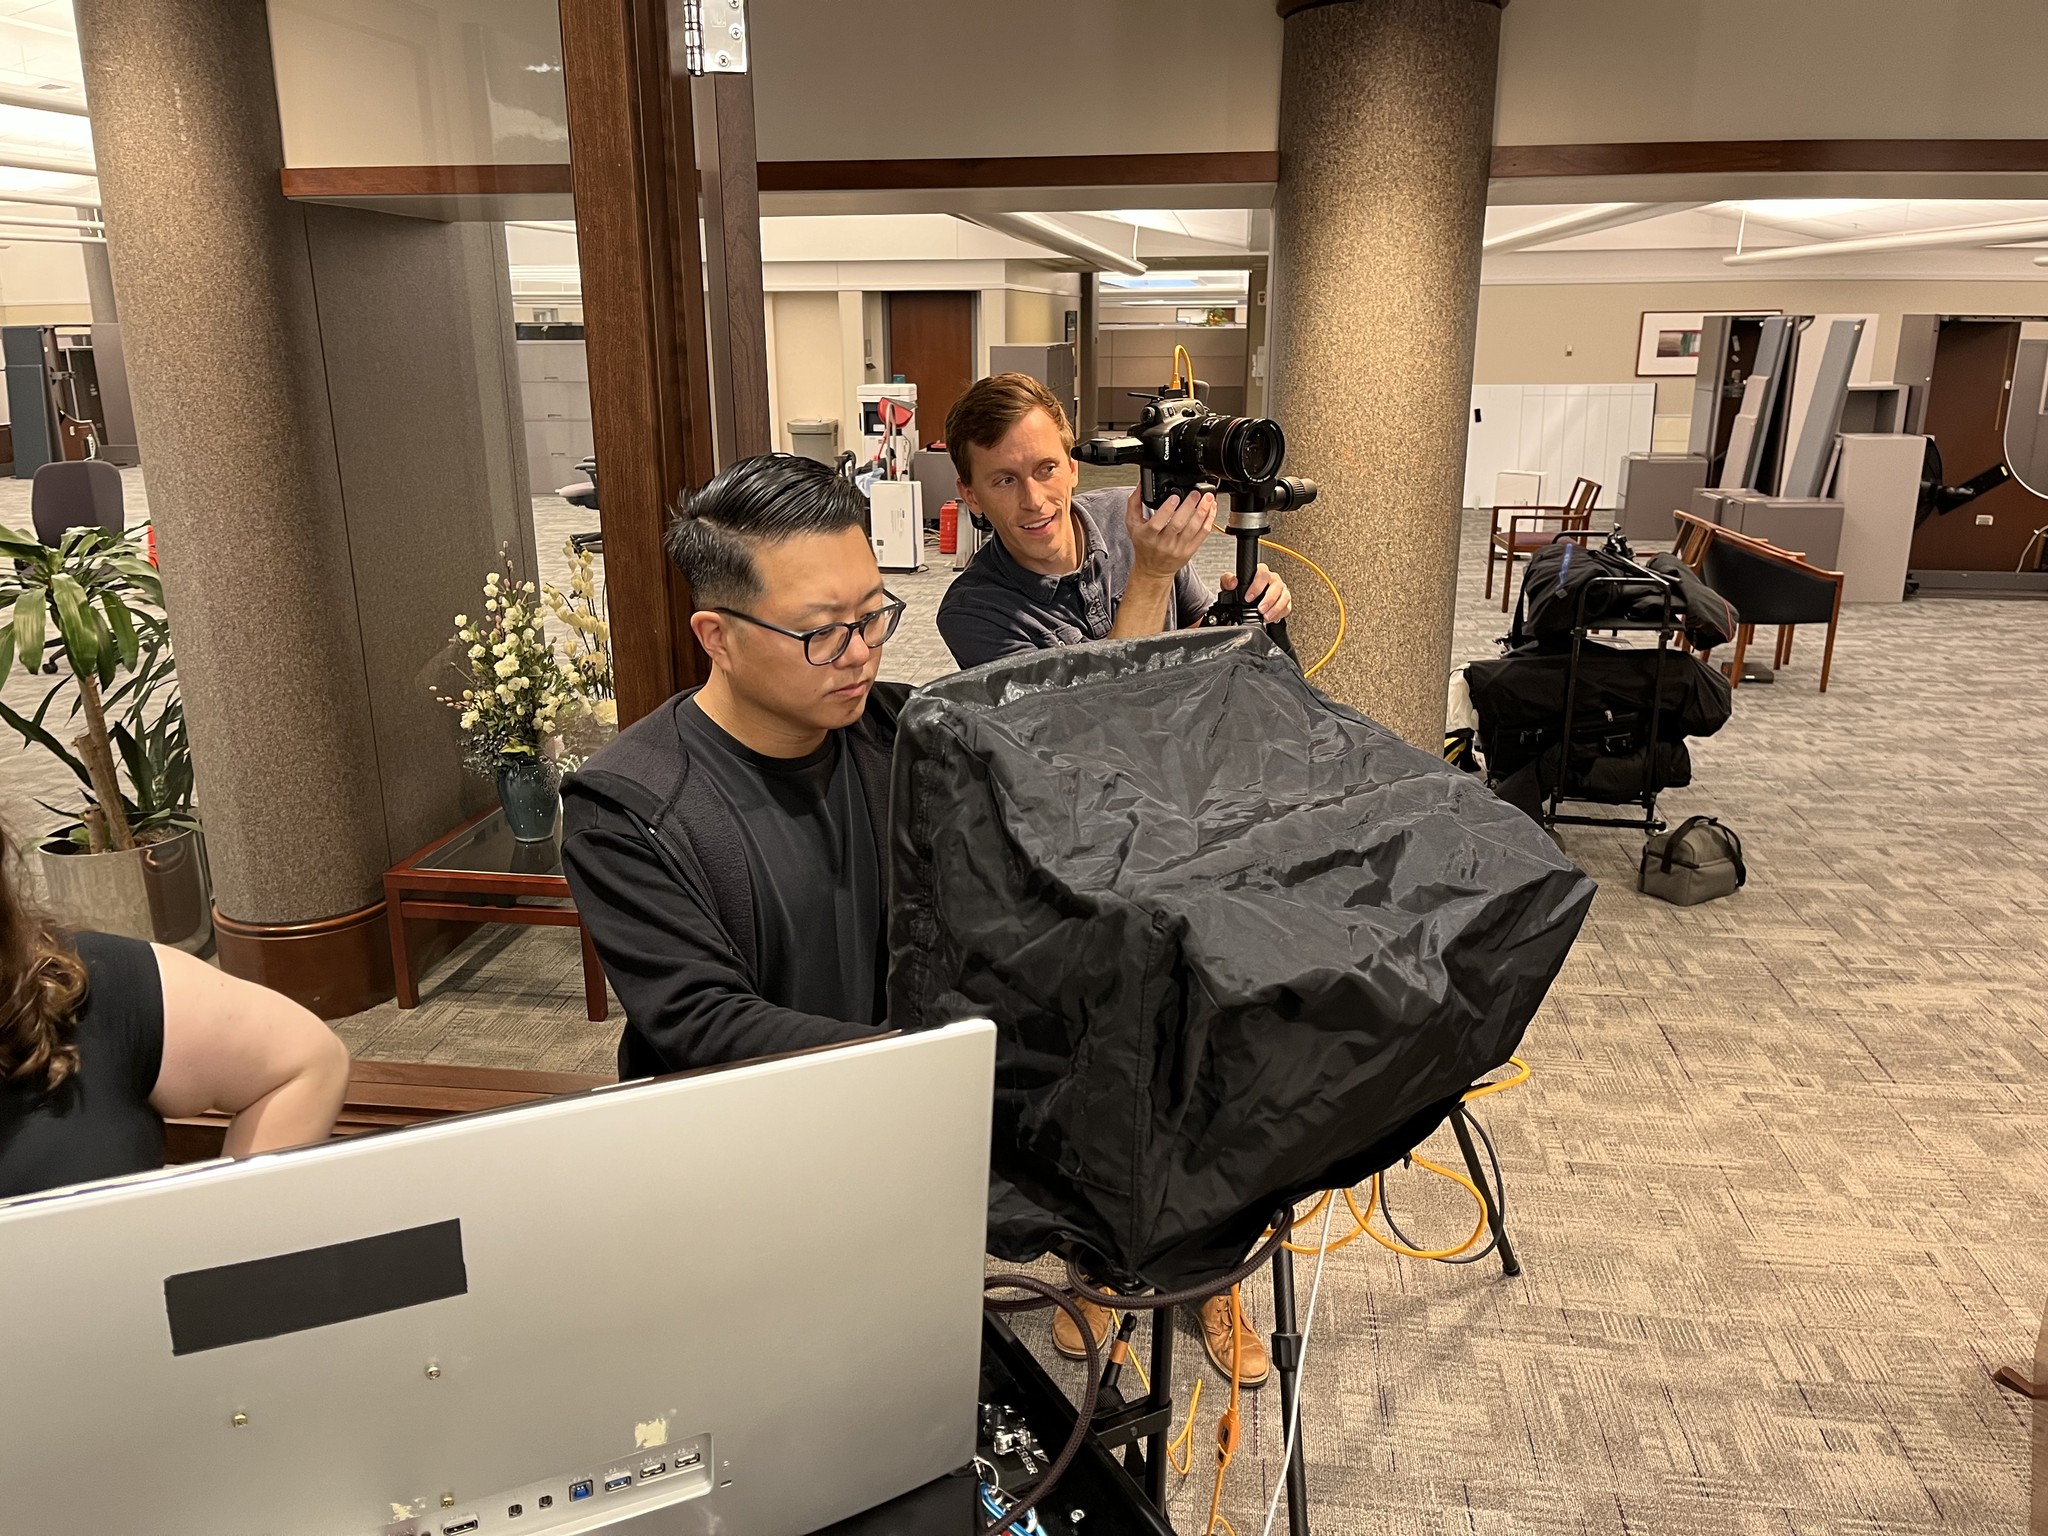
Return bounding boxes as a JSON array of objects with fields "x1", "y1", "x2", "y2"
[{"x1": 935, "y1": 487, "x2": 1215, "y2": 671}]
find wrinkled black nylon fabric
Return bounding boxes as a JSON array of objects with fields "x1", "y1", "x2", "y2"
[{"x1": 888, "y1": 630, "x2": 1595, "y2": 1289}]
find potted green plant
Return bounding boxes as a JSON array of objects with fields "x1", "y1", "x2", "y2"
[
  {"x1": 440, "y1": 561, "x2": 578, "y2": 841},
  {"x1": 0, "y1": 521, "x2": 212, "y2": 950}
]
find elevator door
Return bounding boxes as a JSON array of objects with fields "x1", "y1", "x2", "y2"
[
  {"x1": 885, "y1": 292, "x2": 975, "y2": 444},
  {"x1": 1911, "y1": 319, "x2": 2040, "y2": 572}
]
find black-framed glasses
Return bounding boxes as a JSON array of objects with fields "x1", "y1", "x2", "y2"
[{"x1": 712, "y1": 593, "x2": 906, "y2": 665}]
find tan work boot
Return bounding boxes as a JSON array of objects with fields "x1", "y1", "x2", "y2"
[
  {"x1": 1051, "y1": 1296, "x2": 1115, "y2": 1361},
  {"x1": 1199, "y1": 1294, "x2": 1270, "y2": 1387}
]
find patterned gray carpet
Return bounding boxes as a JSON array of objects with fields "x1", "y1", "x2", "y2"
[{"x1": 67, "y1": 469, "x2": 2037, "y2": 1532}]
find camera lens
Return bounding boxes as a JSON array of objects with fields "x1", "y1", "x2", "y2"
[{"x1": 1217, "y1": 417, "x2": 1285, "y2": 484}]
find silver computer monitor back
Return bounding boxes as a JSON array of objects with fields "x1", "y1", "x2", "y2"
[{"x1": 0, "y1": 1022, "x2": 995, "y2": 1536}]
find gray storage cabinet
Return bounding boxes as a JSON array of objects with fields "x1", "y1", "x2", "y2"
[{"x1": 1619, "y1": 454, "x2": 1710, "y2": 542}]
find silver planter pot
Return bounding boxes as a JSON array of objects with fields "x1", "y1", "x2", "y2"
[{"x1": 38, "y1": 825, "x2": 214, "y2": 953}]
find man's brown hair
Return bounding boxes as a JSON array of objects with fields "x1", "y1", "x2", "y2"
[{"x1": 945, "y1": 372, "x2": 1074, "y2": 483}]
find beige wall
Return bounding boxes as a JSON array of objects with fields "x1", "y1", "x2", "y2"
[
  {"x1": 1496, "y1": 0, "x2": 2048, "y2": 144},
  {"x1": 0, "y1": 238, "x2": 91, "y2": 323},
  {"x1": 1004, "y1": 289, "x2": 1068, "y2": 346},
  {"x1": 266, "y1": 0, "x2": 567, "y2": 166},
  {"x1": 771, "y1": 289, "x2": 850, "y2": 452},
  {"x1": 750, "y1": 0, "x2": 1280, "y2": 162},
  {"x1": 1477, "y1": 279, "x2": 2048, "y2": 419}
]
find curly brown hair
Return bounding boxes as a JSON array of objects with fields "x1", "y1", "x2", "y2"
[{"x1": 0, "y1": 826, "x2": 88, "y2": 1097}]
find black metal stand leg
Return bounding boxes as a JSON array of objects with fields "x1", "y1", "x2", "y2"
[
  {"x1": 1268, "y1": 1246, "x2": 1311, "y2": 1536},
  {"x1": 1099, "y1": 1309, "x2": 1140, "y2": 1398},
  {"x1": 1451, "y1": 1107, "x2": 1520, "y2": 1278},
  {"x1": 1145, "y1": 1304, "x2": 1174, "y2": 1510}
]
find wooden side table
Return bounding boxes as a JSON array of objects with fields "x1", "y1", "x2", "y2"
[{"x1": 383, "y1": 808, "x2": 608, "y2": 1021}]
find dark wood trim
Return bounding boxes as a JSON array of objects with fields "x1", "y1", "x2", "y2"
[
  {"x1": 390, "y1": 874, "x2": 575, "y2": 898},
  {"x1": 394, "y1": 899, "x2": 582, "y2": 926},
  {"x1": 694, "y1": 71, "x2": 772, "y2": 461},
  {"x1": 756, "y1": 151, "x2": 1281, "y2": 194},
  {"x1": 1492, "y1": 139, "x2": 2048, "y2": 179},
  {"x1": 283, "y1": 152, "x2": 1280, "y2": 207},
  {"x1": 279, "y1": 139, "x2": 2048, "y2": 204},
  {"x1": 1280, "y1": 0, "x2": 1505, "y2": 11},
  {"x1": 280, "y1": 164, "x2": 574, "y2": 198},
  {"x1": 559, "y1": 0, "x2": 715, "y2": 726},
  {"x1": 163, "y1": 1059, "x2": 613, "y2": 1164},
  {"x1": 215, "y1": 900, "x2": 395, "y2": 1019}
]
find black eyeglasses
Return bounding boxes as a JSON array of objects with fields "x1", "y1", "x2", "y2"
[{"x1": 712, "y1": 593, "x2": 907, "y2": 665}]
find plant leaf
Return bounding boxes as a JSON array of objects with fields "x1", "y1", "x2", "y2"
[
  {"x1": 91, "y1": 602, "x2": 117, "y2": 687},
  {"x1": 0, "y1": 692, "x2": 90, "y2": 787},
  {"x1": 11, "y1": 590, "x2": 45, "y2": 680},
  {"x1": 47, "y1": 573, "x2": 96, "y2": 676},
  {"x1": 111, "y1": 559, "x2": 164, "y2": 607}
]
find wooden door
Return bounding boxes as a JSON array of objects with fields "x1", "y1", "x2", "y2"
[
  {"x1": 1911, "y1": 319, "x2": 2042, "y2": 572},
  {"x1": 885, "y1": 291, "x2": 975, "y2": 445}
]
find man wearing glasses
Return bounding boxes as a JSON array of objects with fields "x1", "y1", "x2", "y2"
[{"x1": 561, "y1": 454, "x2": 907, "y2": 1079}]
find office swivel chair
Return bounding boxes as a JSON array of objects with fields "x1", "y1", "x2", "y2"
[{"x1": 31, "y1": 458, "x2": 126, "y2": 547}]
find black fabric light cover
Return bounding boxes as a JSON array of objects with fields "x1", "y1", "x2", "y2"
[{"x1": 888, "y1": 630, "x2": 1595, "y2": 1289}]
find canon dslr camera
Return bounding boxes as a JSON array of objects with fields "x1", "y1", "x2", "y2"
[{"x1": 1076, "y1": 387, "x2": 1316, "y2": 641}]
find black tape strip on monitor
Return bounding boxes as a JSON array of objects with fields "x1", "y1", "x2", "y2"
[{"x1": 163, "y1": 1219, "x2": 467, "y2": 1356}]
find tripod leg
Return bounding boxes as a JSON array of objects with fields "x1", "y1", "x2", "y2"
[
  {"x1": 1145, "y1": 1303, "x2": 1174, "y2": 1510},
  {"x1": 1268, "y1": 1245, "x2": 1311, "y2": 1536},
  {"x1": 1452, "y1": 1106, "x2": 1520, "y2": 1278}
]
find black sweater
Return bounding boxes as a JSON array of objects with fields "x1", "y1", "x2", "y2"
[{"x1": 560, "y1": 685, "x2": 907, "y2": 1078}]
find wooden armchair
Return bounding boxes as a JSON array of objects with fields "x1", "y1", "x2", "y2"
[
  {"x1": 1671, "y1": 508, "x2": 1719, "y2": 569},
  {"x1": 1486, "y1": 476, "x2": 1600, "y2": 611},
  {"x1": 1675, "y1": 516, "x2": 1846, "y2": 692}
]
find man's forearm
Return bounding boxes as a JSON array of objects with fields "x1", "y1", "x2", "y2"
[{"x1": 1109, "y1": 571, "x2": 1178, "y2": 639}]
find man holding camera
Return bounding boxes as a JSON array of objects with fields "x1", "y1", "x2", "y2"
[
  {"x1": 936, "y1": 373, "x2": 1291, "y2": 674},
  {"x1": 561, "y1": 454, "x2": 904, "y2": 1079},
  {"x1": 935, "y1": 374, "x2": 1279, "y2": 1385}
]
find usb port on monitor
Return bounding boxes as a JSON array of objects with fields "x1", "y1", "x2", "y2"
[
  {"x1": 674, "y1": 1448, "x2": 703, "y2": 1470},
  {"x1": 640, "y1": 1460, "x2": 669, "y2": 1480},
  {"x1": 604, "y1": 1472, "x2": 634, "y2": 1493},
  {"x1": 569, "y1": 1480, "x2": 594, "y2": 1502}
]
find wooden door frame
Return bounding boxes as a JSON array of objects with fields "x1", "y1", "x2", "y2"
[
  {"x1": 559, "y1": 0, "x2": 710, "y2": 727},
  {"x1": 558, "y1": 0, "x2": 774, "y2": 728}
]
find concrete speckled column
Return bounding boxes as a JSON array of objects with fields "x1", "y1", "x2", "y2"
[
  {"x1": 74, "y1": 0, "x2": 531, "y2": 1012},
  {"x1": 1267, "y1": 0, "x2": 1502, "y2": 747}
]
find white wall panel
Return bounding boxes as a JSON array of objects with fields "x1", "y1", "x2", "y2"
[{"x1": 1461, "y1": 383, "x2": 1656, "y2": 508}]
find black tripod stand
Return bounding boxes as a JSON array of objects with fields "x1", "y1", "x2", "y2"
[
  {"x1": 987, "y1": 1098, "x2": 1515, "y2": 1536},
  {"x1": 1255, "y1": 1102, "x2": 1515, "y2": 1536}
]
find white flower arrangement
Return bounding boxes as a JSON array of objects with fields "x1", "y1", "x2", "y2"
[
  {"x1": 437, "y1": 559, "x2": 575, "y2": 776},
  {"x1": 544, "y1": 540, "x2": 616, "y2": 732}
]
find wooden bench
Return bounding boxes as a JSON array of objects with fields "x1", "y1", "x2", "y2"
[{"x1": 164, "y1": 1058, "x2": 613, "y2": 1163}]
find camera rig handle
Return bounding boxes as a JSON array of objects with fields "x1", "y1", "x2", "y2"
[{"x1": 1200, "y1": 489, "x2": 1299, "y2": 662}]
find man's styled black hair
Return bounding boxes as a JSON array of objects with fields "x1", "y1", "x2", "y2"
[{"x1": 665, "y1": 453, "x2": 870, "y2": 609}]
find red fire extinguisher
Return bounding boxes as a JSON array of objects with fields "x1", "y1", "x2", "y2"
[{"x1": 938, "y1": 499, "x2": 959, "y2": 555}]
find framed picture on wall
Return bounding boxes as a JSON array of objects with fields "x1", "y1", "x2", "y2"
[{"x1": 1636, "y1": 311, "x2": 1780, "y2": 377}]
